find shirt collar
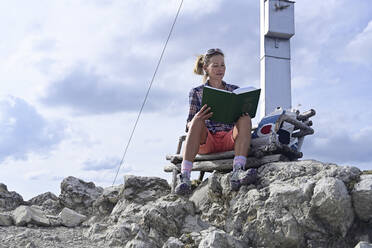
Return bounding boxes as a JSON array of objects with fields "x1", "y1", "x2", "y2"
[{"x1": 205, "y1": 80, "x2": 227, "y2": 90}]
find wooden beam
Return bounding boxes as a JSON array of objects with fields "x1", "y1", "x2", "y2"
[
  {"x1": 164, "y1": 154, "x2": 288, "y2": 173},
  {"x1": 166, "y1": 150, "x2": 235, "y2": 164}
]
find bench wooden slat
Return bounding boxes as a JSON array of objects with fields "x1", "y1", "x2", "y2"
[
  {"x1": 166, "y1": 150, "x2": 235, "y2": 164},
  {"x1": 164, "y1": 154, "x2": 288, "y2": 173}
]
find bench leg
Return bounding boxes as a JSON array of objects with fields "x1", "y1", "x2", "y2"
[
  {"x1": 172, "y1": 168, "x2": 178, "y2": 193},
  {"x1": 198, "y1": 171, "x2": 205, "y2": 182}
]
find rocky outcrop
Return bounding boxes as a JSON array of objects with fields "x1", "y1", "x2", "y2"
[
  {"x1": 12, "y1": 205, "x2": 50, "y2": 227},
  {"x1": 92, "y1": 185, "x2": 121, "y2": 216},
  {"x1": 59, "y1": 176, "x2": 103, "y2": 216},
  {"x1": 28, "y1": 192, "x2": 62, "y2": 215},
  {"x1": 120, "y1": 175, "x2": 171, "y2": 203},
  {"x1": 59, "y1": 207, "x2": 87, "y2": 227},
  {"x1": 0, "y1": 183, "x2": 25, "y2": 211},
  {"x1": 28, "y1": 192, "x2": 58, "y2": 205},
  {"x1": 352, "y1": 175, "x2": 372, "y2": 222},
  {"x1": 0, "y1": 213, "x2": 13, "y2": 226},
  {"x1": 0, "y1": 160, "x2": 372, "y2": 248}
]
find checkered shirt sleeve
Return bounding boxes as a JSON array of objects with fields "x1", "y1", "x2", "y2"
[{"x1": 186, "y1": 82, "x2": 239, "y2": 133}]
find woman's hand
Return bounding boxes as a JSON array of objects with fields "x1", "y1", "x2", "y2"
[
  {"x1": 187, "y1": 104, "x2": 213, "y2": 130},
  {"x1": 195, "y1": 104, "x2": 213, "y2": 121}
]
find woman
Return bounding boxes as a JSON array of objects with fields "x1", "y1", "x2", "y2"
[{"x1": 175, "y1": 48, "x2": 257, "y2": 195}]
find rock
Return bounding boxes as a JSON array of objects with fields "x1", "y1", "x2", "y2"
[
  {"x1": 190, "y1": 172, "x2": 229, "y2": 229},
  {"x1": 59, "y1": 176, "x2": 103, "y2": 216},
  {"x1": 0, "y1": 213, "x2": 13, "y2": 226},
  {"x1": 96, "y1": 183, "x2": 197, "y2": 247},
  {"x1": 59, "y1": 207, "x2": 87, "y2": 227},
  {"x1": 121, "y1": 175, "x2": 171, "y2": 204},
  {"x1": 0, "y1": 183, "x2": 25, "y2": 211},
  {"x1": 46, "y1": 214, "x2": 62, "y2": 227},
  {"x1": 0, "y1": 160, "x2": 370, "y2": 247},
  {"x1": 352, "y1": 175, "x2": 372, "y2": 222},
  {"x1": 12, "y1": 205, "x2": 50, "y2": 226},
  {"x1": 124, "y1": 239, "x2": 155, "y2": 248},
  {"x1": 186, "y1": 161, "x2": 364, "y2": 247},
  {"x1": 104, "y1": 222, "x2": 150, "y2": 247},
  {"x1": 310, "y1": 177, "x2": 354, "y2": 237},
  {"x1": 92, "y1": 185, "x2": 122, "y2": 216},
  {"x1": 42, "y1": 199, "x2": 63, "y2": 215},
  {"x1": 162, "y1": 237, "x2": 185, "y2": 248},
  {"x1": 198, "y1": 227, "x2": 247, "y2": 248},
  {"x1": 0, "y1": 183, "x2": 7, "y2": 192},
  {"x1": 28, "y1": 192, "x2": 62, "y2": 215},
  {"x1": 25, "y1": 241, "x2": 37, "y2": 248},
  {"x1": 179, "y1": 232, "x2": 203, "y2": 246},
  {"x1": 181, "y1": 215, "x2": 209, "y2": 233},
  {"x1": 84, "y1": 223, "x2": 108, "y2": 242},
  {"x1": 355, "y1": 241, "x2": 372, "y2": 248},
  {"x1": 28, "y1": 192, "x2": 58, "y2": 205}
]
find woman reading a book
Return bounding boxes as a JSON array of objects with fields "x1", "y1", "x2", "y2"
[{"x1": 175, "y1": 48, "x2": 257, "y2": 195}]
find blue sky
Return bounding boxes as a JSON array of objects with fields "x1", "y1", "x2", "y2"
[{"x1": 0, "y1": 0, "x2": 371, "y2": 200}]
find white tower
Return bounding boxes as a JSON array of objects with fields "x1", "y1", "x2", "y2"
[{"x1": 260, "y1": 0, "x2": 295, "y2": 118}]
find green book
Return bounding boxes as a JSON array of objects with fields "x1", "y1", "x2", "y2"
[{"x1": 201, "y1": 85, "x2": 261, "y2": 124}]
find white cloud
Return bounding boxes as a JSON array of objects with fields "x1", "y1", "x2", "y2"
[
  {"x1": 302, "y1": 122, "x2": 372, "y2": 165},
  {"x1": 343, "y1": 20, "x2": 372, "y2": 66},
  {"x1": 40, "y1": 66, "x2": 185, "y2": 115},
  {"x1": 0, "y1": 96, "x2": 65, "y2": 163},
  {"x1": 82, "y1": 157, "x2": 133, "y2": 172}
]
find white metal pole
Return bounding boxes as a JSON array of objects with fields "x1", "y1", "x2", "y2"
[{"x1": 260, "y1": 0, "x2": 295, "y2": 118}]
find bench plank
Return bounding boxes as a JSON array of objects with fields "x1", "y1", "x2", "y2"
[
  {"x1": 166, "y1": 151, "x2": 235, "y2": 164},
  {"x1": 164, "y1": 154, "x2": 288, "y2": 173}
]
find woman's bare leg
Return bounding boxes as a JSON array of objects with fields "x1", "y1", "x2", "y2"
[
  {"x1": 233, "y1": 115, "x2": 252, "y2": 156},
  {"x1": 183, "y1": 119, "x2": 208, "y2": 162},
  {"x1": 230, "y1": 115, "x2": 256, "y2": 191},
  {"x1": 175, "y1": 105, "x2": 212, "y2": 195}
]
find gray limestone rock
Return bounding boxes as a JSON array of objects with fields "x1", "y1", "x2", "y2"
[
  {"x1": 59, "y1": 207, "x2": 87, "y2": 227},
  {"x1": 92, "y1": 185, "x2": 122, "y2": 216},
  {"x1": 121, "y1": 175, "x2": 171, "y2": 204},
  {"x1": 28, "y1": 192, "x2": 62, "y2": 215},
  {"x1": 84, "y1": 222, "x2": 108, "y2": 242},
  {"x1": 186, "y1": 161, "x2": 362, "y2": 248},
  {"x1": 0, "y1": 183, "x2": 25, "y2": 211},
  {"x1": 352, "y1": 175, "x2": 372, "y2": 222},
  {"x1": 12, "y1": 205, "x2": 50, "y2": 226},
  {"x1": 0, "y1": 161, "x2": 370, "y2": 248},
  {"x1": 25, "y1": 241, "x2": 37, "y2": 248},
  {"x1": 28, "y1": 192, "x2": 58, "y2": 205},
  {"x1": 0, "y1": 213, "x2": 13, "y2": 226},
  {"x1": 91, "y1": 176, "x2": 197, "y2": 247},
  {"x1": 162, "y1": 237, "x2": 185, "y2": 248},
  {"x1": 46, "y1": 214, "x2": 62, "y2": 227},
  {"x1": 59, "y1": 176, "x2": 103, "y2": 216},
  {"x1": 198, "y1": 227, "x2": 247, "y2": 248},
  {"x1": 310, "y1": 177, "x2": 354, "y2": 237}
]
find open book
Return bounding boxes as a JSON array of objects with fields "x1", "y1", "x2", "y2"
[{"x1": 201, "y1": 85, "x2": 261, "y2": 124}]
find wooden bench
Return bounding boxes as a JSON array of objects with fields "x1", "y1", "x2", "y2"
[{"x1": 164, "y1": 109, "x2": 315, "y2": 192}]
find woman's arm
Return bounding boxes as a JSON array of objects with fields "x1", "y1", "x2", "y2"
[{"x1": 185, "y1": 88, "x2": 201, "y2": 132}]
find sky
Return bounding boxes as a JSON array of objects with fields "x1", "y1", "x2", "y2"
[{"x1": 0, "y1": 0, "x2": 371, "y2": 200}]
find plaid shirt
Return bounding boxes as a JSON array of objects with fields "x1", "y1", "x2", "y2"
[{"x1": 186, "y1": 81, "x2": 239, "y2": 134}]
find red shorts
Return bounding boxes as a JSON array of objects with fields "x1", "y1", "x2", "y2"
[{"x1": 198, "y1": 130, "x2": 235, "y2": 154}]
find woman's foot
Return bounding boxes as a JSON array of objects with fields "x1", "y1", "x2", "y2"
[
  {"x1": 230, "y1": 168, "x2": 258, "y2": 191},
  {"x1": 240, "y1": 168, "x2": 258, "y2": 185},
  {"x1": 175, "y1": 172, "x2": 192, "y2": 195}
]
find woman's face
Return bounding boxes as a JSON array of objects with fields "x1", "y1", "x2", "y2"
[{"x1": 204, "y1": 54, "x2": 225, "y2": 81}]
